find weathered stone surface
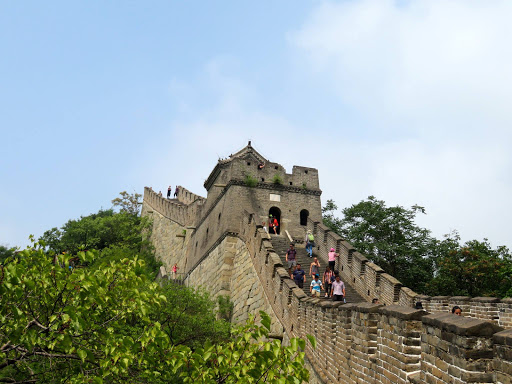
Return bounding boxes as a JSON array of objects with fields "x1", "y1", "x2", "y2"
[
  {"x1": 422, "y1": 313, "x2": 503, "y2": 337},
  {"x1": 142, "y1": 145, "x2": 512, "y2": 384}
]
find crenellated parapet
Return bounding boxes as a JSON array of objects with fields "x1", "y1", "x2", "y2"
[
  {"x1": 305, "y1": 216, "x2": 512, "y2": 329},
  {"x1": 237, "y1": 209, "x2": 512, "y2": 384},
  {"x1": 143, "y1": 143, "x2": 512, "y2": 383}
]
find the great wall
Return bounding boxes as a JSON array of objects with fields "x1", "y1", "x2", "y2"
[{"x1": 142, "y1": 143, "x2": 512, "y2": 384}]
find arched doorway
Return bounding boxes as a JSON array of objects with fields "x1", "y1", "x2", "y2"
[
  {"x1": 300, "y1": 209, "x2": 309, "y2": 226},
  {"x1": 269, "y1": 207, "x2": 281, "y2": 235}
]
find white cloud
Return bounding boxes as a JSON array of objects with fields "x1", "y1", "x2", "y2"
[
  {"x1": 289, "y1": 0, "x2": 512, "y2": 248},
  {"x1": 137, "y1": 2, "x2": 512, "y2": 250}
]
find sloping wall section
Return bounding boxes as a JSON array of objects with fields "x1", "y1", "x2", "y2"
[{"x1": 143, "y1": 188, "x2": 512, "y2": 383}]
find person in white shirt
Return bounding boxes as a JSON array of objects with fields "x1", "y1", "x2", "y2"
[{"x1": 330, "y1": 274, "x2": 346, "y2": 302}]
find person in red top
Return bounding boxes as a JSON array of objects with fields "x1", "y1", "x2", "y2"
[
  {"x1": 323, "y1": 266, "x2": 335, "y2": 298},
  {"x1": 269, "y1": 215, "x2": 279, "y2": 235}
]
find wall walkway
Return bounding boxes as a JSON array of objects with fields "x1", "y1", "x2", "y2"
[
  {"x1": 306, "y1": 218, "x2": 512, "y2": 329},
  {"x1": 144, "y1": 188, "x2": 512, "y2": 383}
]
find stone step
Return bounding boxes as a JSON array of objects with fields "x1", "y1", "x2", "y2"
[{"x1": 270, "y1": 235, "x2": 365, "y2": 303}]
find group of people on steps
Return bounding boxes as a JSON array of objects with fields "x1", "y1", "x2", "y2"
[{"x1": 286, "y1": 240, "x2": 345, "y2": 301}]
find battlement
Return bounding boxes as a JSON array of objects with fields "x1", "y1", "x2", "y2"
[
  {"x1": 203, "y1": 143, "x2": 320, "y2": 194},
  {"x1": 236, "y1": 210, "x2": 512, "y2": 384},
  {"x1": 305, "y1": 216, "x2": 512, "y2": 329},
  {"x1": 142, "y1": 144, "x2": 512, "y2": 383}
]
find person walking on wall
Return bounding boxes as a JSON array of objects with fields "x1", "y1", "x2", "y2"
[
  {"x1": 328, "y1": 248, "x2": 339, "y2": 271},
  {"x1": 330, "y1": 274, "x2": 346, "y2": 301},
  {"x1": 172, "y1": 263, "x2": 178, "y2": 279},
  {"x1": 286, "y1": 243, "x2": 297, "y2": 278},
  {"x1": 174, "y1": 186, "x2": 179, "y2": 198},
  {"x1": 310, "y1": 274, "x2": 323, "y2": 298},
  {"x1": 309, "y1": 257, "x2": 321, "y2": 280},
  {"x1": 292, "y1": 264, "x2": 306, "y2": 289},
  {"x1": 167, "y1": 185, "x2": 172, "y2": 199},
  {"x1": 305, "y1": 230, "x2": 315, "y2": 257},
  {"x1": 323, "y1": 266, "x2": 335, "y2": 298}
]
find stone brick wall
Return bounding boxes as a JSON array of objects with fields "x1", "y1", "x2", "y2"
[
  {"x1": 306, "y1": 217, "x2": 512, "y2": 329},
  {"x1": 235, "y1": 211, "x2": 512, "y2": 384},
  {"x1": 145, "y1": 187, "x2": 512, "y2": 383},
  {"x1": 494, "y1": 329, "x2": 512, "y2": 383},
  {"x1": 142, "y1": 139, "x2": 512, "y2": 383},
  {"x1": 141, "y1": 192, "x2": 189, "y2": 272},
  {"x1": 185, "y1": 234, "x2": 282, "y2": 335}
]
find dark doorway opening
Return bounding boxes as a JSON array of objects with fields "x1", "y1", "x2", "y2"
[
  {"x1": 300, "y1": 209, "x2": 309, "y2": 226},
  {"x1": 269, "y1": 207, "x2": 281, "y2": 235}
]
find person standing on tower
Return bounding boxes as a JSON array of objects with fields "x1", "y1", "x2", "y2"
[
  {"x1": 174, "y1": 186, "x2": 179, "y2": 198},
  {"x1": 167, "y1": 185, "x2": 172, "y2": 199}
]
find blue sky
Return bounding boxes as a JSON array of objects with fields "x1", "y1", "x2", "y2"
[{"x1": 1, "y1": 0, "x2": 511, "y2": 250}]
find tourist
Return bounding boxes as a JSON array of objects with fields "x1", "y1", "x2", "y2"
[
  {"x1": 305, "y1": 230, "x2": 314, "y2": 257},
  {"x1": 172, "y1": 263, "x2": 178, "y2": 279},
  {"x1": 174, "y1": 186, "x2": 179, "y2": 197},
  {"x1": 158, "y1": 191, "x2": 163, "y2": 197},
  {"x1": 293, "y1": 264, "x2": 306, "y2": 289},
  {"x1": 331, "y1": 275, "x2": 346, "y2": 301},
  {"x1": 372, "y1": 298, "x2": 380, "y2": 304},
  {"x1": 452, "y1": 306, "x2": 462, "y2": 316},
  {"x1": 328, "y1": 248, "x2": 339, "y2": 271},
  {"x1": 310, "y1": 274, "x2": 323, "y2": 298},
  {"x1": 269, "y1": 215, "x2": 278, "y2": 235},
  {"x1": 262, "y1": 222, "x2": 268, "y2": 235},
  {"x1": 167, "y1": 185, "x2": 172, "y2": 198},
  {"x1": 309, "y1": 257, "x2": 321, "y2": 280},
  {"x1": 323, "y1": 266, "x2": 335, "y2": 298},
  {"x1": 285, "y1": 243, "x2": 297, "y2": 278}
]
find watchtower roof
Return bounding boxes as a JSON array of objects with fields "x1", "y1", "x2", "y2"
[{"x1": 204, "y1": 141, "x2": 268, "y2": 190}]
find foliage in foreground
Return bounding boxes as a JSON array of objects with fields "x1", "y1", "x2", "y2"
[{"x1": 0, "y1": 246, "x2": 311, "y2": 383}]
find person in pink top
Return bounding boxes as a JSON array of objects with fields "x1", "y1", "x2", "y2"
[
  {"x1": 172, "y1": 263, "x2": 178, "y2": 279},
  {"x1": 328, "y1": 248, "x2": 339, "y2": 271}
]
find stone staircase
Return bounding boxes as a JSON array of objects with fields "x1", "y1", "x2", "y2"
[{"x1": 270, "y1": 235, "x2": 365, "y2": 303}]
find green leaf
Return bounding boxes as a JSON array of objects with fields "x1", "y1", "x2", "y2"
[
  {"x1": 260, "y1": 311, "x2": 271, "y2": 331},
  {"x1": 306, "y1": 334, "x2": 316, "y2": 349},
  {"x1": 77, "y1": 349, "x2": 87, "y2": 363}
]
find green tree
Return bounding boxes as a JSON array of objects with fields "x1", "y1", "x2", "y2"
[
  {"x1": 155, "y1": 284, "x2": 230, "y2": 349},
  {"x1": 0, "y1": 245, "x2": 16, "y2": 265},
  {"x1": 0, "y1": 245, "x2": 166, "y2": 383},
  {"x1": 325, "y1": 196, "x2": 436, "y2": 293},
  {"x1": 322, "y1": 199, "x2": 343, "y2": 234},
  {"x1": 427, "y1": 232, "x2": 512, "y2": 297},
  {"x1": 111, "y1": 191, "x2": 142, "y2": 215},
  {"x1": 0, "y1": 246, "x2": 312, "y2": 383},
  {"x1": 39, "y1": 206, "x2": 159, "y2": 278}
]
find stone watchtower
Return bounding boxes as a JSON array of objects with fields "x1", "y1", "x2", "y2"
[
  {"x1": 142, "y1": 141, "x2": 322, "y2": 276},
  {"x1": 182, "y1": 141, "x2": 322, "y2": 272},
  {"x1": 206, "y1": 142, "x2": 321, "y2": 234}
]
